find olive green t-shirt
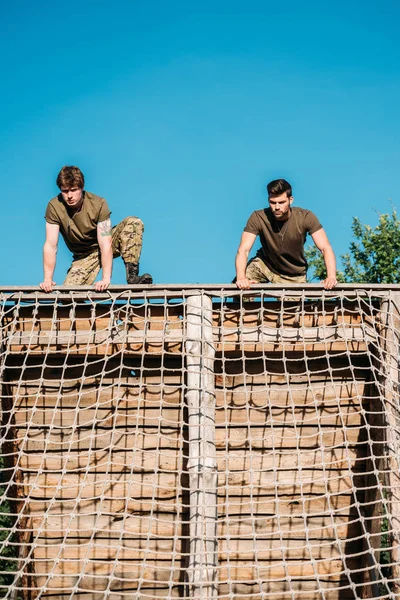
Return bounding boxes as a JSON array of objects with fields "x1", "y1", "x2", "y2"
[
  {"x1": 244, "y1": 206, "x2": 322, "y2": 276},
  {"x1": 45, "y1": 191, "x2": 111, "y2": 258}
]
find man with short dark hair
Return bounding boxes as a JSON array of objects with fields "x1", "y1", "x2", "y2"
[
  {"x1": 40, "y1": 166, "x2": 152, "y2": 292},
  {"x1": 235, "y1": 178, "x2": 337, "y2": 289}
]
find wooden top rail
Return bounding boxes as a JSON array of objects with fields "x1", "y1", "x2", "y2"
[{"x1": 1, "y1": 282, "x2": 400, "y2": 301}]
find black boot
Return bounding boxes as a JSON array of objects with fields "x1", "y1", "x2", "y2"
[{"x1": 126, "y1": 262, "x2": 153, "y2": 284}]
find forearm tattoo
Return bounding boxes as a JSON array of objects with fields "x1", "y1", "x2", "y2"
[{"x1": 98, "y1": 218, "x2": 112, "y2": 237}]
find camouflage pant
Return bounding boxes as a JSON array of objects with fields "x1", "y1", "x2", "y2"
[
  {"x1": 245, "y1": 256, "x2": 307, "y2": 284},
  {"x1": 64, "y1": 217, "x2": 144, "y2": 285}
]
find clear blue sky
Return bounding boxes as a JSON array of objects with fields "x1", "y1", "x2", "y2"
[{"x1": 1, "y1": 0, "x2": 399, "y2": 285}]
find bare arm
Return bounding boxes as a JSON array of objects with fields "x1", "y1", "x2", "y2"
[
  {"x1": 95, "y1": 218, "x2": 113, "y2": 291},
  {"x1": 235, "y1": 231, "x2": 257, "y2": 289},
  {"x1": 40, "y1": 223, "x2": 60, "y2": 292},
  {"x1": 311, "y1": 228, "x2": 337, "y2": 289}
]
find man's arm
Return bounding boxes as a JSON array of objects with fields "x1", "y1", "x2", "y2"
[
  {"x1": 40, "y1": 223, "x2": 60, "y2": 292},
  {"x1": 311, "y1": 228, "x2": 337, "y2": 289},
  {"x1": 235, "y1": 231, "x2": 257, "y2": 289},
  {"x1": 96, "y1": 218, "x2": 113, "y2": 291}
]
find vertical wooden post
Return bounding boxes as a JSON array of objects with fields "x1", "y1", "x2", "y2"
[
  {"x1": 186, "y1": 294, "x2": 218, "y2": 599},
  {"x1": 382, "y1": 292, "x2": 400, "y2": 593}
]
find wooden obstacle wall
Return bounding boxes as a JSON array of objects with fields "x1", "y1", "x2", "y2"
[{"x1": 0, "y1": 292, "x2": 390, "y2": 599}]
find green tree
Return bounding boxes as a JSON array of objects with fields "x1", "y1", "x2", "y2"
[{"x1": 306, "y1": 206, "x2": 400, "y2": 283}]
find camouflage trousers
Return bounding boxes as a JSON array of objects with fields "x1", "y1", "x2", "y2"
[
  {"x1": 245, "y1": 256, "x2": 307, "y2": 284},
  {"x1": 64, "y1": 217, "x2": 144, "y2": 285}
]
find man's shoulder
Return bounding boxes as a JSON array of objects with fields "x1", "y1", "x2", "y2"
[
  {"x1": 292, "y1": 206, "x2": 318, "y2": 218},
  {"x1": 244, "y1": 208, "x2": 269, "y2": 233},
  {"x1": 85, "y1": 191, "x2": 103, "y2": 200},
  {"x1": 83, "y1": 191, "x2": 106, "y2": 205},
  {"x1": 45, "y1": 194, "x2": 65, "y2": 220},
  {"x1": 47, "y1": 194, "x2": 63, "y2": 207},
  {"x1": 249, "y1": 208, "x2": 270, "y2": 221},
  {"x1": 292, "y1": 206, "x2": 322, "y2": 233}
]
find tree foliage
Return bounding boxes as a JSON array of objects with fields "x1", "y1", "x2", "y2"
[{"x1": 306, "y1": 206, "x2": 400, "y2": 283}]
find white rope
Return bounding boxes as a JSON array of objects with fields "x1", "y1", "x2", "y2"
[{"x1": 0, "y1": 288, "x2": 399, "y2": 599}]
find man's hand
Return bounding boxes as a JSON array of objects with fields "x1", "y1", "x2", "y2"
[
  {"x1": 39, "y1": 280, "x2": 56, "y2": 293},
  {"x1": 95, "y1": 278, "x2": 111, "y2": 292},
  {"x1": 236, "y1": 277, "x2": 256, "y2": 290},
  {"x1": 322, "y1": 276, "x2": 337, "y2": 290}
]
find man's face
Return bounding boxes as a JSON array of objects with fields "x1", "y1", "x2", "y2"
[
  {"x1": 60, "y1": 186, "x2": 83, "y2": 208},
  {"x1": 268, "y1": 192, "x2": 293, "y2": 220}
]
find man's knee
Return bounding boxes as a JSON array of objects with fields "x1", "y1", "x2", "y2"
[
  {"x1": 245, "y1": 259, "x2": 267, "y2": 283},
  {"x1": 64, "y1": 269, "x2": 91, "y2": 285},
  {"x1": 120, "y1": 216, "x2": 144, "y2": 232}
]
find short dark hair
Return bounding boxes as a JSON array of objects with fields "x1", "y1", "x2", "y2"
[
  {"x1": 56, "y1": 166, "x2": 85, "y2": 190},
  {"x1": 267, "y1": 179, "x2": 292, "y2": 198}
]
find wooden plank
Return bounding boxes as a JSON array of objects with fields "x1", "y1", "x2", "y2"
[
  {"x1": 216, "y1": 559, "x2": 362, "y2": 579},
  {"x1": 4, "y1": 338, "x2": 368, "y2": 356},
  {"x1": 220, "y1": 493, "x2": 357, "y2": 515},
  {"x1": 30, "y1": 555, "x2": 357, "y2": 582},
  {"x1": 27, "y1": 491, "x2": 356, "y2": 520},
  {"x1": 216, "y1": 589, "x2": 355, "y2": 600},
  {"x1": 213, "y1": 301, "x2": 368, "y2": 328},
  {"x1": 3, "y1": 304, "x2": 184, "y2": 332},
  {"x1": 19, "y1": 448, "x2": 184, "y2": 473},
  {"x1": 25, "y1": 535, "x2": 350, "y2": 562},
  {"x1": 214, "y1": 323, "x2": 368, "y2": 342},
  {"x1": 215, "y1": 380, "x2": 367, "y2": 406},
  {"x1": 26, "y1": 497, "x2": 182, "y2": 518},
  {"x1": 28, "y1": 538, "x2": 350, "y2": 566},
  {"x1": 31, "y1": 560, "x2": 183, "y2": 590},
  {"x1": 217, "y1": 351, "x2": 370, "y2": 373},
  {"x1": 215, "y1": 369, "x2": 368, "y2": 385},
  {"x1": 21, "y1": 472, "x2": 181, "y2": 500},
  {"x1": 215, "y1": 472, "x2": 364, "y2": 496},
  {"x1": 215, "y1": 341, "x2": 368, "y2": 352},
  {"x1": 19, "y1": 469, "x2": 362, "y2": 501},
  {"x1": 14, "y1": 423, "x2": 367, "y2": 459},
  {"x1": 16, "y1": 429, "x2": 184, "y2": 453},
  {"x1": 4, "y1": 329, "x2": 369, "y2": 355},
  {"x1": 11, "y1": 382, "x2": 184, "y2": 409},
  {"x1": 36, "y1": 592, "x2": 181, "y2": 600},
  {"x1": 12, "y1": 401, "x2": 364, "y2": 431},
  {"x1": 15, "y1": 425, "x2": 365, "y2": 454},
  {"x1": 217, "y1": 537, "x2": 354, "y2": 561},
  {"x1": 29, "y1": 514, "x2": 360, "y2": 544},
  {"x1": 19, "y1": 446, "x2": 363, "y2": 474},
  {"x1": 216, "y1": 577, "x2": 359, "y2": 597},
  {"x1": 4, "y1": 335, "x2": 183, "y2": 356},
  {"x1": 13, "y1": 396, "x2": 364, "y2": 434},
  {"x1": 380, "y1": 294, "x2": 400, "y2": 597},
  {"x1": 31, "y1": 511, "x2": 180, "y2": 539},
  {"x1": 11, "y1": 383, "x2": 368, "y2": 423},
  {"x1": 10, "y1": 379, "x2": 368, "y2": 410},
  {"x1": 214, "y1": 424, "x2": 367, "y2": 449},
  {"x1": 33, "y1": 582, "x2": 355, "y2": 600}
]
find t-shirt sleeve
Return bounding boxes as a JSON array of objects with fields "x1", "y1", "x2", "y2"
[
  {"x1": 97, "y1": 198, "x2": 112, "y2": 223},
  {"x1": 243, "y1": 212, "x2": 260, "y2": 235},
  {"x1": 45, "y1": 202, "x2": 60, "y2": 225},
  {"x1": 305, "y1": 210, "x2": 322, "y2": 235}
]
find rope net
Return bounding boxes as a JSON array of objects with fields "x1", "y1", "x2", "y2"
[{"x1": 0, "y1": 287, "x2": 399, "y2": 600}]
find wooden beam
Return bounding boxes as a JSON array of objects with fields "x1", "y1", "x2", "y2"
[
  {"x1": 186, "y1": 294, "x2": 218, "y2": 598},
  {"x1": 381, "y1": 293, "x2": 400, "y2": 596}
]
